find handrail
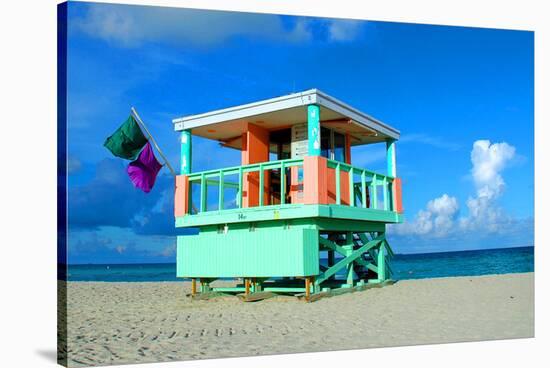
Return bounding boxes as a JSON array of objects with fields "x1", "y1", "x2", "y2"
[
  {"x1": 326, "y1": 159, "x2": 394, "y2": 181},
  {"x1": 186, "y1": 158, "x2": 304, "y2": 213},
  {"x1": 187, "y1": 158, "x2": 304, "y2": 181},
  {"x1": 180, "y1": 157, "x2": 396, "y2": 215},
  {"x1": 326, "y1": 159, "x2": 394, "y2": 211}
]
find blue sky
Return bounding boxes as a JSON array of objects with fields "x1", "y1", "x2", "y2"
[{"x1": 66, "y1": 2, "x2": 534, "y2": 264}]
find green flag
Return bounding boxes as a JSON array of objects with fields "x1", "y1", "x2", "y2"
[{"x1": 104, "y1": 115, "x2": 148, "y2": 160}]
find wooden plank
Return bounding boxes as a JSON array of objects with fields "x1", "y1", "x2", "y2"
[{"x1": 237, "y1": 291, "x2": 277, "y2": 302}]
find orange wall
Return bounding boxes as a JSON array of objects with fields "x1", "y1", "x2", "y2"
[
  {"x1": 241, "y1": 123, "x2": 270, "y2": 207},
  {"x1": 174, "y1": 175, "x2": 189, "y2": 217},
  {"x1": 393, "y1": 177, "x2": 404, "y2": 213}
]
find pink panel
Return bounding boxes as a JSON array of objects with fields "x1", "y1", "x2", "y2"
[{"x1": 174, "y1": 175, "x2": 189, "y2": 217}]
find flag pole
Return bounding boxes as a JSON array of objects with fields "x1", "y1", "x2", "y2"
[{"x1": 130, "y1": 107, "x2": 176, "y2": 177}]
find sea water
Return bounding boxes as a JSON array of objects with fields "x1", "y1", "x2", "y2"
[{"x1": 66, "y1": 246, "x2": 534, "y2": 282}]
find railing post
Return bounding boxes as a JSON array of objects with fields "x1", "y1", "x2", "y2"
[
  {"x1": 371, "y1": 174, "x2": 377, "y2": 210},
  {"x1": 259, "y1": 164, "x2": 264, "y2": 206},
  {"x1": 238, "y1": 167, "x2": 243, "y2": 208},
  {"x1": 361, "y1": 170, "x2": 367, "y2": 208},
  {"x1": 382, "y1": 176, "x2": 390, "y2": 211},
  {"x1": 200, "y1": 173, "x2": 206, "y2": 212},
  {"x1": 348, "y1": 167, "x2": 354, "y2": 206},
  {"x1": 218, "y1": 170, "x2": 224, "y2": 211},
  {"x1": 335, "y1": 163, "x2": 341, "y2": 205},
  {"x1": 280, "y1": 161, "x2": 285, "y2": 205}
]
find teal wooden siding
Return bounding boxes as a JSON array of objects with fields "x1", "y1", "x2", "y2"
[{"x1": 177, "y1": 227, "x2": 319, "y2": 278}]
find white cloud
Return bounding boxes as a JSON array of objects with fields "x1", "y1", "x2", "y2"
[
  {"x1": 328, "y1": 20, "x2": 363, "y2": 42},
  {"x1": 458, "y1": 140, "x2": 516, "y2": 232},
  {"x1": 470, "y1": 140, "x2": 515, "y2": 200},
  {"x1": 72, "y1": 4, "x2": 368, "y2": 48},
  {"x1": 394, "y1": 194, "x2": 459, "y2": 237},
  {"x1": 395, "y1": 140, "x2": 518, "y2": 238},
  {"x1": 73, "y1": 5, "x2": 313, "y2": 48}
]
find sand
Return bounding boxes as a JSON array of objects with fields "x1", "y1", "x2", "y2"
[{"x1": 59, "y1": 273, "x2": 534, "y2": 367}]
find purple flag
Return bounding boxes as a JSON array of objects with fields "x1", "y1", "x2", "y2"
[{"x1": 127, "y1": 142, "x2": 162, "y2": 193}]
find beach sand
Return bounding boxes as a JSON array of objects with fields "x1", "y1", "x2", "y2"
[{"x1": 60, "y1": 273, "x2": 534, "y2": 367}]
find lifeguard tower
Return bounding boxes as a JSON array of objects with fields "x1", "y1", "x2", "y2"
[{"x1": 173, "y1": 89, "x2": 403, "y2": 301}]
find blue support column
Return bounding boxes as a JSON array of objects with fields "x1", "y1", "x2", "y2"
[
  {"x1": 386, "y1": 139, "x2": 396, "y2": 177},
  {"x1": 180, "y1": 130, "x2": 192, "y2": 175},
  {"x1": 308, "y1": 105, "x2": 321, "y2": 156}
]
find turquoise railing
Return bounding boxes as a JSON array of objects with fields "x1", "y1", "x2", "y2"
[
  {"x1": 326, "y1": 159, "x2": 394, "y2": 211},
  {"x1": 186, "y1": 158, "x2": 304, "y2": 214},
  {"x1": 185, "y1": 157, "x2": 395, "y2": 215}
]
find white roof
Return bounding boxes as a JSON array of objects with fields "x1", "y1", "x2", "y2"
[{"x1": 172, "y1": 89, "x2": 400, "y2": 147}]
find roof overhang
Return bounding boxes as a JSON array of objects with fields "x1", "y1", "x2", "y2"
[{"x1": 172, "y1": 89, "x2": 400, "y2": 148}]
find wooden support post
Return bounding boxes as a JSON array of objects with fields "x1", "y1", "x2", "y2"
[
  {"x1": 305, "y1": 277, "x2": 311, "y2": 301},
  {"x1": 245, "y1": 279, "x2": 250, "y2": 295},
  {"x1": 191, "y1": 278, "x2": 197, "y2": 296}
]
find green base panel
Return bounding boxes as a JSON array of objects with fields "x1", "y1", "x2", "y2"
[{"x1": 177, "y1": 225, "x2": 319, "y2": 278}]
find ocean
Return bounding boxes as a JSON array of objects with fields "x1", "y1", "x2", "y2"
[{"x1": 66, "y1": 246, "x2": 534, "y2": 282}]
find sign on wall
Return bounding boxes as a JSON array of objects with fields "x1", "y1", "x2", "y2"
[{"x1": 291, "y1": 122, "x2": 308, "y2": 159}]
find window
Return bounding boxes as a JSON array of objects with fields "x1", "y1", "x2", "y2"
[
  {"x1": 319, "y1": 127, "x2": 347, "y2": 163},
  {"x1": 333, "y1": 132, "x2": 346, "y2": 162},
  {"x1": 320, "y1": 127, "x2": 331, "y2": 159}
]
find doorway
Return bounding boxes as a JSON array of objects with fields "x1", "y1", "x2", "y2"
[{"x1": 269, "y1": 128, "x2": 291, "y2": 204}]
